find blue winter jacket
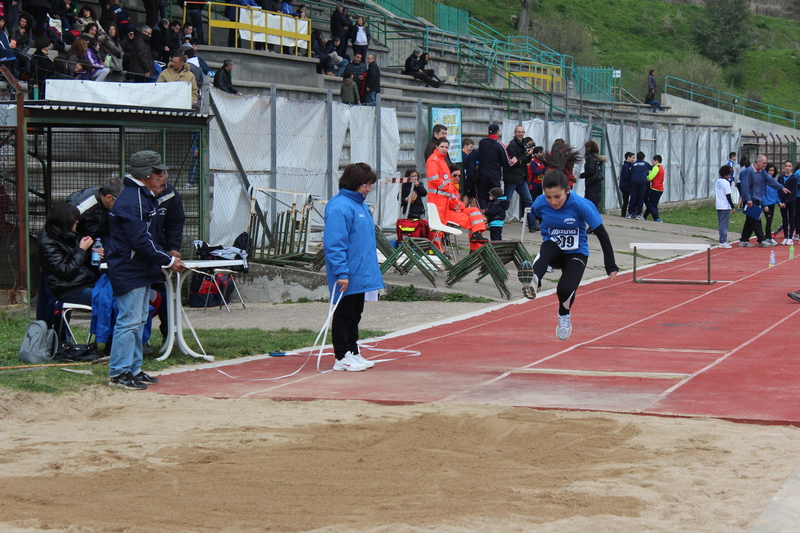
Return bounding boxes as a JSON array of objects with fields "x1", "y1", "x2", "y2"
[
  {"x1": 740, "y1": 166, "x2": 782, "y2": 205},
  {"x1": 630, "y1": 159, "x2": 652, "y2": 184},
  {"x1": 106, "y1": 175, "x2": 175, "y2": 296},
  {"x1": 619, "y1": 161, "x2": 633, "y2": 189},
  {"x1": 762, "y1": 178, "x2": 781, "y2": 206},
  {"x1": 323, "y1": 188, "x2": 384, "y2": 298},
  {"x1": 155, "y1": 183, "x2": 185, "y2": 253}
]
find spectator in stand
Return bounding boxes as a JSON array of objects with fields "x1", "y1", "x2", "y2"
[
  {"x1": 213, "y1": 58, "x2": 241, "y2": 95},
  {"x1": 75, "y1": 5, "x2": 103, "y2": 34},
  {"x1": 151, "y1": 18, "x2": 169, "y2": 59},
  {"x1": 99, "y1": 22, "x2": 124, "y2": 79},
  {"x1": 310, "y1": 29, "x2": 333, "y2": 75},
  {"x1": 349, "y1": 16, "x2": 369, "y2": 60},
  {"x1": 157, "y1": 51, "x2": 198, "y2": 102},
  {"x1": 105, "y1": 0, "x2": 134, "y2": 33},
  {"x1": 645, "y1": 69, "x2": 661, "y2": 112},
  {"x1": 183, "y1": 46, "x2": 202, "y2": 84},
  {"x1": 364, "y1": 53, "x2": 380, "y2": 105},
  {"x1": 343, "y1": 52, "x2": 366, "y2": 84},
  {"x1": 324, "y1": 36, "x2": 348, "y2": 76},
  {"x1": 141, "y1": 0, "x2": 158, "y2": 27},
  {"x1": 44, "y1": 11, "x2": 67, "y2": 52},
  {"x1": 56, "y1": 0, "x2": 78, "y2": 30},
  {"x1": 403, "y1": 48, "x2": 441, "y2": 88},
  {"x1": 31, "y1": 36, "x2": 60, "y2": 97},
  {"x1": 477, "y1": 123, "x2": 516, "y2": 209},
  {"x1": 339, "y1": 70, "x2": 359, "y2": 105},
  {"x1": 419, "y1": 52, "x2": 442, "y2": 86},
  {"x1": 503, "y1": 124, "x2": 534, "y2": 230},
  {"x1": 182, "y1": 38, "x2": 210, "y2": 76},
  {"x1": 279, "y1": 0, "x2": 293, "y2": 15},
  {"x1": 163, "y1": 19, "x2": 182, "y2": 62},
  {"x1": 619, "y1": 151, "x2": 634, "y2": 218},
  {"x1": 80, "y1": 21, "x2": 99, "y2": 42},
  {"x1": 129, "y1": 25, "x2": 155, "y2": 82},
  {"x1": 295, "y1": 4, "x2": 307, "y2": 17},
  {"x1": 424, "y1": 124, "x2": 449, "y2": 164},
  {"x1": 84, "y1": 37, "x2": 110, "y2": 81},
  {"x1": 38, "y1": 202, "x2": 103, "y2": 307},
  {"x1": 26, "y1": 0, "x2": 51, "y2": 38},
  {"x1": 329, "y1": 5, "x2": 349, "y2": 57},
  {"x1": 10, "y1": 14, "x2": 33, "y2": 75},
  {"x1": 183, "y1": 0, "x2": 206, "y2": 44},
  {"x1": 400, "y1": 167, "x2": 426, "y2": 219},
  {"x1": 120, "y1": 28, "x2": 134, "y2": 68},
  {"x1": 0, "y1": 18, "x2": 20, "y2": 78},
  {"x1": 181, "y1": 22, "x2": 193, "y2": 43}
]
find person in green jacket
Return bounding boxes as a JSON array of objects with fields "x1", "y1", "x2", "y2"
[{"x1": 340, "y1": 71, "x2": 360, "y2": 106}]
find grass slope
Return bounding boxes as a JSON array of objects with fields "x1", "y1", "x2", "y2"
[{"x1": 445, "y1": 0, "x2": 800, "y2": 113}]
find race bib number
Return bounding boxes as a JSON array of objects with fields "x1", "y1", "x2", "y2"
[{"x1": 550, "y1": 228, "x2": 579, "y2": 251}]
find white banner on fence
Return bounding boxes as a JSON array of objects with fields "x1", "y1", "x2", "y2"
[{"x1": 45, "y1": 80, "x2": 193, "y2": 109}]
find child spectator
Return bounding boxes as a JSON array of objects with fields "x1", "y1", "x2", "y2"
[
  {"x1": 486, "y1": 187, "x2": 509, "y2": 241},
  {"x1": 715, "y1": 165, "x2": 735, "y2": 248},
  {"x1": 778, "y1": 160, "x2": 797, "y2": 245},
  {"x1": 620, "y1": 152, "x2": 634, "y2": 218},
  {"x1": 85, "y1": 37, "x2": 110, "y2": 81},
  {"x1": 339, "y1": 71, "x2": 359, "y2": 105},
  {"x1": 644, "y1": 154, "x2": 664, "y2": 222}
]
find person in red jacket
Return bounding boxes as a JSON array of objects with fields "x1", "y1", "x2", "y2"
[
  {"x1": 426, "y1": 138, "x2": 486, "y2": 251},
  {"x1": 644, "y1": 154, "x2": 665, "y2": 222}
]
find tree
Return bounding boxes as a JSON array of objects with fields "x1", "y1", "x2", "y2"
[
  {"x1": 517, "y1": 0, "x2": 532, "y2": 35},
  {"x1": 692, "y1": 0, "x2": 751, "y2": 66}
]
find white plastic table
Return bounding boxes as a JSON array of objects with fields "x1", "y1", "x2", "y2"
[{"x1": 157, "y1": 259, "x2": 244, "y2": 362}]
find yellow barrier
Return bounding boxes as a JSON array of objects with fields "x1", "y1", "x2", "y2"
[
  {"x1": 505, "y1": 61, "x2": 562, "y2": 93},
  {"x1": 185, "y1": 1, "x2": 311, "y2": 56}
]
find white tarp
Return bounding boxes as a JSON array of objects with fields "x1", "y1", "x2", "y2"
[{"x1": 45, "y1": 80, "x2": 192, "y2": 109}]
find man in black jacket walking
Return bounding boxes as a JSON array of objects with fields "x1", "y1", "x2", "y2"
[
  {"x1": 476, "y1": 124, "x2": 516, "y2": 209},
  {"x1": 364, "y1": 53, "x2": 380, "y2": 105},
  {"x1": 503, "y1": 124, "x2": 534, "y2": 230}
]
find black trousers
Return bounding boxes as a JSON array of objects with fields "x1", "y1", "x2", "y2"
[
  {"x1": 532, "y1": 240, "x2": 588, "y2": 316},
  {"x1": 740, "y1": 199, "x2": 766, "y2": 243},
  {"x1": 619, "y1": 187, "x2": 630, "y2": 217},
  {"x1": 332, "y1": 292, "x2": 365, "y2": 359},
  {"x1": 779, "y1": 203, "x2": 795, "y2": 239},
  {"x1": 764, "y1": 203, "x2": 777, "y2": 237},
  {"x1": 489, "y1": 226, "x2": 503, "y2": 241},
  {"x1": 407, "y1": 70, "x2": 441, "y2": 87}
]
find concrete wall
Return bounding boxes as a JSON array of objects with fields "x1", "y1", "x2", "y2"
[{"x1": 662, "y1": 94, "x2": 800, "y2": 138}]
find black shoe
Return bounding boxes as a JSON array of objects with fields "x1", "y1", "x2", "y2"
[
  {"x1": 143, "y1": 342, "x2": 154, "y2": 356},
  {"x1": 788, "y1": 292, "x2": 800, "y2": 303},
  {"x1": 108, "y1": 372, "x2": 147, "y2": 390},
  {"x1": 134, "y1": 371, "x2": 159, "y2": 385}
]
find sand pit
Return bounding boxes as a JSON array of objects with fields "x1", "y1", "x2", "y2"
[{"x1": 1, "y1": 388, "x2": 799, "y2": 532}]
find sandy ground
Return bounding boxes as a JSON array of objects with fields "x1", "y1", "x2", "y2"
[{"x1": 1, "y1": 388, "x2": 800, "y2": 532}]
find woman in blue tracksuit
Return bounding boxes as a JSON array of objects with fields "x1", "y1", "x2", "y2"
[
  {"x1": 762, "y1": 163, "x2": 781, "y2": 245},
  {"x1": 324, "y1": 162, "x2": 384, "y2": 372}
]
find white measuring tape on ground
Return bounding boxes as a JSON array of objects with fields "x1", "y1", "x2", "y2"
[{"x1": 178, "y1": 275, "x2": 420, "y2": 382}]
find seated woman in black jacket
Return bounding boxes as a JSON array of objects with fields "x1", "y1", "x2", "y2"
[{"x1": 38, "y1": 203, "x2": 103, "y2": 306}]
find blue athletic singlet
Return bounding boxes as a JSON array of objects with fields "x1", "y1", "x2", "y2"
[{"x1": 532, "y1": 192, "x2": 603, "y2": 256}]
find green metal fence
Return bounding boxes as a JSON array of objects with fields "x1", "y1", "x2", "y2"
[
  {"x1": 664, "y1": 76, "x2": 800, "y2": 129},
  {"x1": 571, "y1": 66, "x2": 615, "y2": 102},
  {"x1": 435, "y1": 4, "x2": 468, "y2": 35}
]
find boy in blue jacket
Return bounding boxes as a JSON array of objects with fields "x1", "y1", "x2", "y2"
[{"x1": 486, "y1": 187, "x2": 509, "y2": 241}]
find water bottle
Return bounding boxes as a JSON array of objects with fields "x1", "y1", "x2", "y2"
[
  {"x1": 769, "y1": 250, "x2": 776, "y2": 268},
  {"x1": 91, "y1": 238, "x2": 102, "y2": 266},
  {"x1": 791, "y1": 245, "x2": 795, "y2": 260}
]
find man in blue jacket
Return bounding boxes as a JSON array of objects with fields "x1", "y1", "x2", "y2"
[
  {"x1": 627, "y1": 151, "x2": 651, "y2": 220},
  {"x1": 106, "y1": 151, "x2": 185, "y2": 390},
  {"x1": 739, "y1": 154, "x2": 789, "y2": 247}
]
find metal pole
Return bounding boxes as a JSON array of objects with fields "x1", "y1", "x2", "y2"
[
  {"x1": 15, "y1": 90, "x2": 27, "y2": 302},
  {"x1": 544, "y1": 107, "x2": 549, "y2": 147},
  {"x1": 681, "y1": 125, "x2": 687, "y2": 201},
  {"x1": 706, "y1": 126, "x2": 712, "y2": 198},
  {"x1": 416, "y1": 99, "x2": 425, "y2": 172},
  {"x1": 667, "y1": 125, "x2": 672, "y2": 203},
  {"x1": 565, "y1": 107, "x2": 570, "y2": 144},
  {"x1": 326, "y1": 89, "x2": 333, "y2": 201},
  {"x1": 695, "y1": 131, "x2": 700, "y2": 200},
  {"x1": 376, "y1": 93, "x2": 383, "y2": 226},
  {"x1": 636, "y1": 115, "x2": 641, "y2": 153},
  {"x1": 270, "y1": 83, "x2": 277, "y2": 224}
]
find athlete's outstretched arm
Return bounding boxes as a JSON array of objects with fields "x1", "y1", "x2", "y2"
[{"x1": 591, "y1": 224, "x2": 619, "y2": 278}]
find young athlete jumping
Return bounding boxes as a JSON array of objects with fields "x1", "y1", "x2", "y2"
[{"x1": 518, "y1": 142, "x2": 619, "y2": 340}]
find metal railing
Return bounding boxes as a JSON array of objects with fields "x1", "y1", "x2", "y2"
[
  {"x1": 664, "y1": 76, "x2": 800, "y2": 129},
  {"x1": 504, "y1": 60, "x2": 563, "y2": 93},
  {"x1": 571, "y1": 66, "x2": 615, "y2": 102}
]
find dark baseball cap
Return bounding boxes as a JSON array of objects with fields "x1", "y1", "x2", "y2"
[
  {"x1": 130, "y1": 150, "x2": 169, "y2": 179},
  {"x1": 488, "y1": 124, "x2": 500, "y2": 134}
]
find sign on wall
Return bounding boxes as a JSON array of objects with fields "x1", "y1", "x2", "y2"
[{"x1": 429, "y1": 105, "x2": 462, "y2": 164}]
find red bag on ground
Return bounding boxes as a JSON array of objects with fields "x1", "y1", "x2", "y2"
[{"x1": 396, "y1": 218, "x2": 430, "y2": 243}]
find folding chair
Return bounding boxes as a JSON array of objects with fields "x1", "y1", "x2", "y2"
[
  {"x1": 427, "y1": 203, "x2": 462, "y2": 258},
  {"x1": 60, "y1": 303, "x2": 93, "y2": 345},
  {"x1": 212, "y1": 268, "x2": 246, "y2": 311}
]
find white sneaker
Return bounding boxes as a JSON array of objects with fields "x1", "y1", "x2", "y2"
[
  {"x1": 770, "y1": 239, "x2": 779, "y2": 246},
  {"x1": 719, "y1": 242, "x2": 732, "y2": 248},
  {"x1": 556, "y1": 314, "x2": 572, "y2": 340},
  {"x1": 332, "y1": 352, "x2": 367, "y2": 371},
  {"x1": 351, "y1": 352, "x2": 375, "y2": 369},
  {"x1": 787, "y1": 239, "x2": 794, "y2": 246}
]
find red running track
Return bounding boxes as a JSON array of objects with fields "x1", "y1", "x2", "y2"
[{"x1": 155, "y1": 245, "x2": 800, "y2": 425}]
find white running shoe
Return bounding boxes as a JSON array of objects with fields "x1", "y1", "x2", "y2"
[
  {"x1": 787, "y1": 239, "x2": 795, "y2": 246},
  {"x1": 556, "y1": 314, "x2": 572, "y2": 341},
  {"x1": 332, "y1": 351, "x2": 368, "y2": 371},
  {"x1": 770, "y1": 239, "x2": 779, "y2": 246},
  {"x1": 719, "y1": 242, "x2": 732, "y2": 248},
  {"x1": 351, "y1": 352, "x2": 375, "y2": 369}
]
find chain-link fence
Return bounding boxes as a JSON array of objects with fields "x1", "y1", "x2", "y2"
[{"x1": 0, "y1": 127, "x2": 20, "y2": 292}]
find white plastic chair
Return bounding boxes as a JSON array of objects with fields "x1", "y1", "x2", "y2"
[
  {"x1": 426, "y1": 202, "x2": 462, "y2": 258},
  {"x1": 61, "y1": 303, "x2": 93, "y2": 344}
]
